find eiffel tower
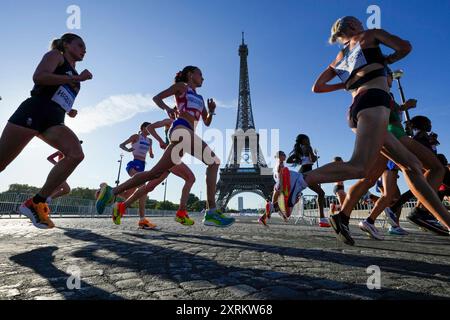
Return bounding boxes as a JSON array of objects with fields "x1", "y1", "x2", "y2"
[{"x1": 216, "y1": 34, "x2": 275, "y2": 211}]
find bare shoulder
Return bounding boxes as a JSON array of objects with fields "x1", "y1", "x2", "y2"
[{"x1": 43, "y1": 50, "x2": 64, "y2": 64}]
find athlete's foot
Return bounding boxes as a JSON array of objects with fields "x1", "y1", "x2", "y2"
[
  {"x1": 359, "y1": 219, "x2": 384, "y2": 240},
  {"x1": 19, "y1": 199, "x2": 55, "y2": 229},
  {"x1": 258, "y1": 215, "x2": 268, "y2": 227},
  {"x1": 407, "y1": 208, "x2": 449, "y2": 236},
  {"x1": 112, "y1": 202, "x2": 126, "y2": 225},
  {"x1": 96, "y1": 183, "x2": 114, "y2": 215},
  {"x1": 203, "y1": 209, "x2": 235, "y2": 228},
  {"x1": 329, "y1": 213, "x2": 355, "y2": 246},
  {"x1": 384, "y1": 207, "x2": 399, "y2": 228},
  {"x1": 389, "y1": 225, "x2": 409, "y2": 236},
  {"x1": 139, "y1": 218, "x2": 158, "y2": 230},
  {"x1": 319, "y1": 218, "x2": 331, "y2": 228},
  {"x1": 175, "y1": 210, "x2": 195, "y2": 226}
]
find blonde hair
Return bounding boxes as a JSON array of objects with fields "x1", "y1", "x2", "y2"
[{"x1": 329, "y1": 16, "x2": 361, "y2": 44}]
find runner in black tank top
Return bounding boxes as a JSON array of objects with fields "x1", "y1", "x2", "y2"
[
  {"x1": 0, "y1": 33, "x2": 92, "y2": 229},
  {"x1": 306, "y1": 16, "x2": 450, "y2": 245}
]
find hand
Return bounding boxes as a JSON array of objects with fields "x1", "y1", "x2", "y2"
[
  {"x1": 166, "y1": 107, "x2": 177, "y2": 119},
  {"x1": 68, "y1": 109, "x2": 78, "y2": 118},
  {"x1": 78, "y1": 69, "x2": 93, "y2": 82},
  {"x1": 207, "y1": 98, "x2": 216, "y2": 114},
  {"x1": 159, "y1": 141, "x2": 168, "y2": 149},
  {"x1": 404, "y1": 99, "x2": 417, "y2": 109}
]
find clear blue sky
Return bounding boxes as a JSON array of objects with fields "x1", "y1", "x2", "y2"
[{"x1": 1, "y1": 0, "x2": 449, "y2": 210}]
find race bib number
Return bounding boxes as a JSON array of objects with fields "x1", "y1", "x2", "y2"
[
  {"x1": 334, "y1": 42, "x2": 367, "y2": 83},
  {"x1": 52, "y1": 85, "x2": 77, "y2": 112}
]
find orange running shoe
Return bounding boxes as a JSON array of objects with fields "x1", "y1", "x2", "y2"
[
  {"x1": 19, "y1": 199, "x2": 55, "y2": 229},
  {"x1": 139, "y1": 218, "x2": 158, "y2": 230}
]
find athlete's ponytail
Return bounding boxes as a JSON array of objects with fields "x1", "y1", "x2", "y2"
[
  {"x1": 175, "y1": 66, "x2": 198, "y2": 83},
  {"x1": 51, "y1": 33, "x2": 83, "y2": 52}
]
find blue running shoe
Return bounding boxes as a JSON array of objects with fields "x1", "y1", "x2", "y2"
[
  {"x1": 96, "y1": 183, "x2": 114, "y2": 215},
  {"x1": 203, "y1": 209, "x2": 235, "y2": 228},
  {"x1": 388, "y1": 226, "x2": 409, "y2": 236}
]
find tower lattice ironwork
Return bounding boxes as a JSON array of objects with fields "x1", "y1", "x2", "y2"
[{"x1": 216, "y1": 34, "x2": 274, "y2": 211}]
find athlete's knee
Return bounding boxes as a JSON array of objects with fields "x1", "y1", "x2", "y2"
[
  {"x1": 186, "y1": 174, "x2": 196, "y2": 187},
  {"x1": 66, "y1": 149, "x2": 85, "y2": 164}
]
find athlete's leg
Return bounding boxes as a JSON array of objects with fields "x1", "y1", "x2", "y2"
[
  {"x1": 50, "y1": 181, "x2": 71, "y2": 199},
  {"x1": 0, "y1": 123, "x2": 36, "y2": 173},
  {"x1": 368, "y1": 169, "x2": 398, "y2": 221},
  {"x1": 340, "y1": 154, "x2": 388, "y2": 217},
  {"x1": 304, "y1": 107, "x2": 390, "y2": 186},
  {"x1": 308, "y1": 184, "x2": 326, "y2": 218},
  {"x1": 38, "y1": 125, "x2": 84, "y2": 198},
  {"x1": 382, "y1": 133, "x2": 450, "y2": 229},
  {"x1": 169, "y1": 163, "x2": 196, "y2": 211}
]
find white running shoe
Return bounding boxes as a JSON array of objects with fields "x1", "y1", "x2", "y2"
[{"x1": 359, "y1": 220, "x2": 384, "y2": 240}]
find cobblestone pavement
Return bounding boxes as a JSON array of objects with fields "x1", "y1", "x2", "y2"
[{"x1": 0, "y1": 215, "x2": 449, "y2": 300}]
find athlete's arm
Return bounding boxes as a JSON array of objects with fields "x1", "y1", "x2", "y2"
[
  {"x1": 119, "y1": 135, "x2": 138, "y2": 152},
  {"x1": 202, "y1": 98, "x2": 216, "y2": 127},
  {"x1": 33, "y1": 50, "x2": 78, "y2": 86},
  {"x1": 286, "y1": 154, "x2": 298, "y2": 165},
  {"x1": 373, "y1": 29, "x2": 412, "y2": 64},
  {"x1": 146, "y1": 119, "x2": 172, "y2": 148},
  {"x1": 47, "y1": 151, "x2": 61, "y2": 165},
  {"x1": 153, "y1": 83, "x2": 186, "y2": 119},
  {"x1": 149, "y1": 139, "x2": 154, "y2": 159},
  {"x1": 312, "y1": 63, "x2": 346, "y2": 93}
]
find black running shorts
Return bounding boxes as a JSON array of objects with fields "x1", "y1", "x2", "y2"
[
  {"x1": 347, "y1": 88, "x2": 392, "y2": 129},
  {"x1": 9, "y1": 97, "x2": 66, "y2": 133}
]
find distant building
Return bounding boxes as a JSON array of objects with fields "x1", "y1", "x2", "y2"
[{"x1": 238, "y1": 197, "x2": 244, "y2": 211}]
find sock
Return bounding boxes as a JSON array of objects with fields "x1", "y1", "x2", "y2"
[
  {"x1": 33, "y1": 194, "x2": 47, "y2": 204},
  {"x1": 367, "y1": 217, "x2": 375, "y2": 225},
  {"x1": 338, "y1": 212, "x2": 350, "y2": 225},
  {"x1": 140, "y1": 217, "x2": 146, "y2": 222}
]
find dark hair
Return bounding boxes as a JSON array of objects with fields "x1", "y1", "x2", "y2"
[
  {"x1": 140, "y1": 122, "x2": 151, "y2": 133},
  {"x1": 275, "y1": 151, "x2": 286, "y2": 159},
  {"x1": 437, "y1": 154, "x2": 448, "y2": 166},
  {"x1": 334, "y1": 156, "x2": 343, "y2": 162},
  {"x1": 175, "y1": 66, "x2": 198, "y2": 83},
  {"x1": 410, "y1": 116, "x2": 431, "y2": 131},
  {"x1": 288, "y1": 134, "x2": 311, "y2": 165},
  {"x1": 51, "y1": 33, "x2": 83, "y2": 52}
]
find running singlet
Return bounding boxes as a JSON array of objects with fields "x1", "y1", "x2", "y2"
[
  {"x1": 176, "y1": 86, "x2": 205, "y2": 121},
  {"x1": 300, "y1": 146, "x2": 314, "y2": 165},
  {"x1": 31, "y1": 56, "x2": 80, "y2": 112},
  {"x1": 132, "y1": 135, "x2": 152, "y2": 160},
  {"x1": 333, "y1": 42, "x2": 385, "y2": 89}
]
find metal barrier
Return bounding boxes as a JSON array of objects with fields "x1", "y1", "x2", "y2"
[
  {"x1": 1, "y1": 192, "x2": 447, "y2": 222},
  {"x1": 291, "y1": 194, "x2": 423, "y2": 228},
  {"x1": 0, "y1": 193, "x2": 197, "y2": 218}
]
